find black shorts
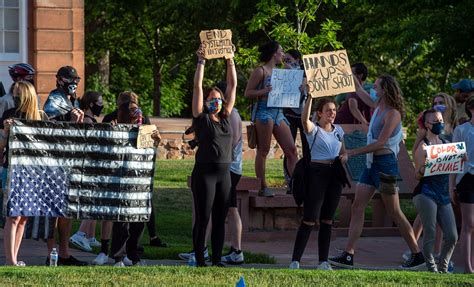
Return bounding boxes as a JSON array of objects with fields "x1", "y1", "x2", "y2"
[
  {"x1": 456, "y1": 173, "x2": 474, "y2": 204},
  {"x1": 229, "y1": 172, "x2": 241, "y2": 208}
]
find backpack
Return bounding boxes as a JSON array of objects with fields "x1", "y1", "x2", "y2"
[{"x1": 291, "y1": 126, "x2": 318, "y2": 206}]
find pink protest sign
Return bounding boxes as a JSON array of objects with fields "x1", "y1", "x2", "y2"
[{"x1": 423, "y1": 142, "x2": 466, "y2": 176}]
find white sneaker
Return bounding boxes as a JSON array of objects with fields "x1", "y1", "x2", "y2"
[
  {"x1": 69, "y1": 232, "x2": 92, "y2": 252},
  {"x1": 178, "y1": 247, "x2": 210, "y2": 261},
  {"x1": 289, "y1": 261, "x2": 300, "y2": 269},
  {"x1": 92, "y1": 252, "x2": 109, "y2": 265},
  {"x1": 317, "y1": 261, "x2": 333, "y2": 270},
  {"x1": 122, "y1": 256, "x2": 133, "y2": 266},
  {"x1": 221, "y1": 251, "x2": 244, "y2": 265},
  {"x1": 113, "y1": 261, "x2": 125, "y2": 267},
  {"x1": 88, "y1": 237, "x2": 101, "y2": 248}
]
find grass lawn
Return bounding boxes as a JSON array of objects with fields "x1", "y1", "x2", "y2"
[{"x1": 0, "y1": 266, "x2": 472, "y2": 286}]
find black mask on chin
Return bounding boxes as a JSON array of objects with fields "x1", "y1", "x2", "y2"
[
  {"x1": 14, "y1": 96, "x2": 21, "y2": 108},
  {"x1": 90, "y1": 104, "x2": 104, "y2": 116}
]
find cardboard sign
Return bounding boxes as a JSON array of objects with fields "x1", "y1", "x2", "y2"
[
  {"x1": 267, "y1": 69, "x2": 304, "y2": 108},
  {"x1": 423, "y1": 142, "x2": 466, "y2": 176},
  {"x1": 302, "y1": 49, "x2": 355, "y2": 98},
  {"x1": 137, "y1": 124, "x2": 157, "y2": 149},
  {"x1": 199, "y1": 29, "x2": 233, "y2": 59}
]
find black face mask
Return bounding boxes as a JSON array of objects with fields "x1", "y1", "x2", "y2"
[
  {"x1": 90, "y1": 104, "x2": 104, "y2": 116},
  {"x1": 14, "y1": 96, "x2": 21, "y2": 108}
]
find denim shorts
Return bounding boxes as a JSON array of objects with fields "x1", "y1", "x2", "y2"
[
  {"x1": 253, "y1": 100, "x2": 289, "y2": 126},
  {"x1": 358, "y1": 153, "x2": 399, "y2": 190}
]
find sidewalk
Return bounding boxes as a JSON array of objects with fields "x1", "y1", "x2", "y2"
[{"x1": 0, "y1": 229, "x2": 464, "y2": 272}]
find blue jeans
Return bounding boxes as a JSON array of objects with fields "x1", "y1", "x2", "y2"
[
  {"x1": 253, "y1": 100, "x2": 289, "y2": 126},
  {"x1": 358, "y1": 153, "x2": 399, "y2": 190}
]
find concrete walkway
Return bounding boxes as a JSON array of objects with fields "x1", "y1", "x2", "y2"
[{"x1": 0, "y1": 229, "x2": 465, "y2": 272}]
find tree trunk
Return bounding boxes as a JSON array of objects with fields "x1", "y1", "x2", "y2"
[
  {"x1": 153, "y1": 60, "x2": 162, "y2": 116},
  {"x1": 98, "y1": 50, "x2": 110, "y2": 88}
]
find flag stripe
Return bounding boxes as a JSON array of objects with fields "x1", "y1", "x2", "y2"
[
  {"x1": 68, "y1": 196, "x2": 150, "y2": 208},
  {"x1": 69, "y1": 174, "x2": 152, "y2": 185},
  {"x1": 68, "y1": 182, "x2": 151, "y2": 193},
  {"x1": 70, "y1": 166, "x2": 153, "y2": 178},
  {"x1": 10, "y1": 156, "x2": 154, "y2": 170},
  {"x1": 12, "y1": 124, "x2": 138, "y2": 140},
  {"x1": 69, "y1": 189, "x2": 151, "y2": 200},
  {"x1": 12, "y1": 133, "x2": 137, "y2": 148}
]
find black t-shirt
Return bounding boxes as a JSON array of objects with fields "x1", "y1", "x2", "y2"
[{"x1": 194, "y1": 113, "x2": 232, "y2": 164}]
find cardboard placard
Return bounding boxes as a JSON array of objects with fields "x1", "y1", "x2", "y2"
[
  {"x1": 302, "y1": 49, "x2": 355, "y2": 98},
  {"x1": 199, "y1": 29, "x2": 233, "y2": 59},
  {"x1": 137, "y1": 125, "x2": 157, "y2": 149},
  {"x1": 267, "y1": 69, "x2": 305, "y2": 108},
  {"x1": 423, "y1": 142, "x2": 466, "y2": 176}
]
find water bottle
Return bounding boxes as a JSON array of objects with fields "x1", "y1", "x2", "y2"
[
  {"x1": 50, "y1": 248, "x2": 58, "y2": 267},
  {"x1": 187, "y1": 255, "x2": 197, "y2": 267}
]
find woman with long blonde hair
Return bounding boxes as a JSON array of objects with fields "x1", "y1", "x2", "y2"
[{"x1": 1, "y1": 81, "x2": 47, "y2": 266}]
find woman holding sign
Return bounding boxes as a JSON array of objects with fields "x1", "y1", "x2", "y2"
[
  {"x1": 244, "y1": 41, "x2": 298, "y2": 197},
  {"x1": 329, "y1": 75, "x2": 425, "y2": 270},
  {"x1": 190, "y1": 45, "x2": 236, "y2": 267},
  {"x1": 413, "y1": 109, "x2": 458, "y2": 272},
  {"x1": 451, "y1": 95, "x2": 474, "y2": 274}
]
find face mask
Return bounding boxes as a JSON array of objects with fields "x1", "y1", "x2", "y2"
[
  {"x1": 131, "y1": 108, "x2": 143, "y2": 125},
  {"x1": 369, "y1": 88, "x2": 378, "y2": 102},
  {"x1": 289, "y1": 62, "x2": 301, "y2": 70},
  {"x1": 14, "y1": 96, "x2": 21, "y2": 108},
  {"x1": 433, "y1": 104, "x2": 446, "y2": 113},
  {"x1": 206, "y1": 98, "x2": 222, "y2": 114},
  {"x1": 430, "y1": 122, "x2": 444, "y2": 135},
  {"x1": 90, "y1": 104, "x2": 104, "y2": 117},
  {"x1": 66, "y1": 83, "x2": 78, "y2": 96}
]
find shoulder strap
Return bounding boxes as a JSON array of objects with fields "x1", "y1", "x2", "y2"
[{"x1": 250, "y1": 67, "x2": 266, "y2": 123}]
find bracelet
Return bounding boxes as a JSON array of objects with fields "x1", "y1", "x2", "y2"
[{"x1": 197, "y1": 59, "x2": 206, "y2": 65}]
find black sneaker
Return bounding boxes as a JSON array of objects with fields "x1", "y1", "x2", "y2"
[
  {"x1": 222, "y1": 246, "x2": 237, "y2": 256},
  {"x1": 150, "y1": 237, "x2": 168, "y2": 248},
  {"x1": 328, "y1": 251, "x2": 354, "y2": 268},
  {"x1": 58, "y1": 255, "x2": 88, "y2": 266},
  {"x1": 400, "y1": 252, "x2": 425, "y2": 270},
  {"x1": 45, "y1": 257, "x2": 50, "y2": 266}
]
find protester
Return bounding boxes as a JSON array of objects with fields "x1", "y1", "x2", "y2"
[
  {"x1": 413, "y1": 109, "x2": 458, "y2": 272},
  {"x1": 110, "y1": 99, "x2": 162, "y2": 266},
  {"x1": 452, "y1": 79, "x2": 474, "y2": 125},
  {"x1": 42, "y1": 66, "x2": 87, "y2": 266},
  {"x1": 244, "y1": 41, "x2": 298, "y2": 197},
  {"x1": 450, "y1": 95, "x2": 474, "y2": 274},
  {"x1": 289, "y1": 97, "x2": 348, "y2": 270},
  {"x1": 329, "y1": 74, "x2": 425, "y2": 270},
  {"x1": 69, "y1": 91, "x2": 104, "y2": 252},
  {"x1": 190, "y1": 45, "x2": 236, "y2": 267},
  {"x1": 0, "y1": 81, "x2": 48, "y2": 266},
  {"x1": 334, "y1": 63, "x2": 372, "y2": 125},
  {"x1": 282, "y1": 49, "x2": 309, "y2": 193}
]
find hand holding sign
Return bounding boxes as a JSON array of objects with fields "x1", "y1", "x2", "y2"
[
  {"x1": 423, "y1": 142, "x2": 466, "y2": 176},
  {"x1": 137, "y1": 125, "x2": 160, "y2": 149},
  {"x1": 302, "y1": 49, "x2": 355, "y2": 98},
  {"x1": 199, "y1": 29, "x2": 234, "y2": 60}
]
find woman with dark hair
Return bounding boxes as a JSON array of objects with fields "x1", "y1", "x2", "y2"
[
  {"x1": 329, "y1": 75, "x2": 425, "y2": 270},
  {"x1": 190, "y1": 45, "x2": 236, "y2": 267},
  {"x1": 110, "y1": 98, "x2": 161, "y2": 266},
  {"x1": 450, "y1": 95, "x2": 474, "y2": 274},
  {"x1": 413, "y1": 109, "x2": 457, "y2": 272},
  {"x1": 244, "y1": 41, "x2": 298, "y2": 197},
  {"x1": 289, "y1": 97, "x2": 347, "y2": 270}
]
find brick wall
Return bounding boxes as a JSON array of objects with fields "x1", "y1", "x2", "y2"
[{"x1": 30, "y1": 0, "x2": 84, "y2": 106}]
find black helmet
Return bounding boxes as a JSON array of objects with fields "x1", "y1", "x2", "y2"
[{"x1": 8, "y1": 63, "x2": 35, "y2": 82}]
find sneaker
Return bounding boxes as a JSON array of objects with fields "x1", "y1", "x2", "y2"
[
  {"x1": 122, "y1": 256, "x2": 133, "y2": 266},
  {"x1": 114, "y1": 261, "x2": 125, "y2": 267},
  {"x1": 133, "y1": 260, "x2": 146, "y2": 266},
  {"x1": 69, "y1": 232, "x2": 92, "y2": 252},
  {"x1": 328, "y1": 251, "x2": 354, "y2": 268},
  {"x1": 150, "y1": 237, "x2": 168, "y2": 248},
  {"x1": 178, "y1": 247, "x2": 210, "y2": 261},
  {"x1": 15, "y1": 261, "x2": 26, "y2": 267},
  {"x1": 58, "y1": 255, "x2": 88, "y2": 266},
  {"x1": 258, "y1": 187, "x2": 274, "y2": 197},
  {"x1": 400, "y1": 252, "x2": 425, "y2": 270},
  {"x1": 289, "y1": 261, "x2": 300, "y2": 269},
  {"x1": 212, "y1": 262, "x2": 226, "y2": 267},
  {"x1": 221, "y1": 250, "x2": 244, "y2": 265},
  {"x1": 88, "y1": 237, "x2": 101, "y2": 248},
  {"x1": 187, "y1": 255, "x2": 197, "y2": 267},
  {"x1": 401, "y1": 249, "x2": 411, "y2": 262},
  {"x1": 317, "y1": 261, "x2": 333, "y2": 270},
  {"x1": 436, "y1": 259, "x2": 455, "y2": 273},
  {"x1": 92, "y1": 252, "x2": 109, "y2": 265}
]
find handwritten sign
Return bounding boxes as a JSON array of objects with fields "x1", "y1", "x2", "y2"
[
  {"x1": 199, "y1": 29, "x2": 233, "y2": 59},
  {"x1": 423, "y1": 142, "x2": 466, "y2": 176},
  {"x1": 302, "y1": 50, "x2": 355, "y2": 98},
  {"x1": 137, "y1": 125, "x2": 157, "y2": 149},
  {"x1": 267, "y1": 69, "x2": 304, "y2": 108}
]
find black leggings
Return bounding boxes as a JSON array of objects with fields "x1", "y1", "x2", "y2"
[
  {"x1": 192, "y1": 163, "x2": 231, "y2": 265},
  {"x1": 110, "y1": 222, "x2": 145, "y2": 263},
  {"x1": 292, "y1": 163, "x2": 343, "y2": 262}
]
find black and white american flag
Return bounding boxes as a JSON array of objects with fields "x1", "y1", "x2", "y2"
[{"x1": 4, "y1": 119, "x2": 156, "y2": 222}]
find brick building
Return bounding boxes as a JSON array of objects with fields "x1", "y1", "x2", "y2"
[{"x1": 0, "y1": 0, "x2": 84, "y2": 105}]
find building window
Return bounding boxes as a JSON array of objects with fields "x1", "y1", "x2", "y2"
[{"x1": 0, "y1": 0, "x2": 23, "y2": 61}]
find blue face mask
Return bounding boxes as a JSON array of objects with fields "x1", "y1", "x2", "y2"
[
  {"x1": 433, "y1": 104, "x2": 447, "y2": 113},
  {"x1": 369, "y1": 88, "x2": 378, "y2": 102},
  {"x1": 289, "y1": 62, "x2": 301, "y2": 70},
  {"x1": 430, "y1": 122, "x2": 444, "y2": 135},
  {"x1": 205, "y1": 98, "x2": 222, "y2": 114}
]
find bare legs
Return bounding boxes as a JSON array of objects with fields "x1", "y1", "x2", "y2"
[{"x1": 3, "y1": 216, "x2": 28, "y2": 265}]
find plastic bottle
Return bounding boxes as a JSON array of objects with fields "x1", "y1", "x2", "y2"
[{"x1": 50, "y1": 248, "x2": 58, "y2": 267}]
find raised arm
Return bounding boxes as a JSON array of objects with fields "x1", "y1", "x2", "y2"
[
  {"x1": 192, "y1": 47, "x2": 206, "y2": 118},
  {"x1": 301, "y1": 96, "x2": 315, "y2": 134},
  {"x1": 244, "y1": 67, "x2": 271, "y2": 99},
  {"x1": 353, "y1": 76, "x2": 377, "y2": 109},
  {"x1": 348, "y1": 97, "x2": 369, "y2": 125},
  {"x1": 224, "y1": 56, "x2": 237, "y2": 116}
]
